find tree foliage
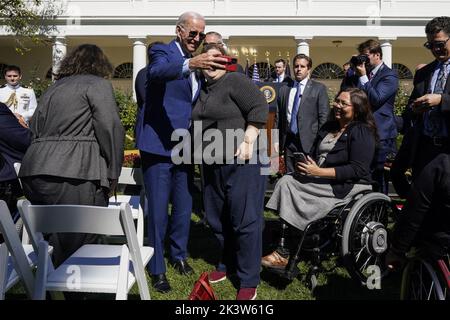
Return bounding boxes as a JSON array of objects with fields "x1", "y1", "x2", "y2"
[{"x1": 0, "y1": 0, "x2": 60, "y2": 53}]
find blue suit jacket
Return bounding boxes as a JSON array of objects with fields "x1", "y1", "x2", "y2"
[
  {"x1": 0, "y1": 103, "x2": 31, "y2": 181},
  {"x1": 136, "y1": 40, "x2": 198, "y2": 157},
  {"x1": 358, "y1": 63, "x2": 399, "y2": 140},
  {"x1": 135, "y1": 67, "x2": 147, "y2": 110}
]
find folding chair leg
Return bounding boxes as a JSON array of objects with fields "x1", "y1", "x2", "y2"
[
  {"x1": 115, "y1": 245, "x2": 129, "y2": 300},
  {"x1": 0, "y1": 243, "x2": 8, "y2": 300},
  {"x1": 33, "y1": 241, "x2": 49, "y2": 300},
  {"x1": 137, "y1": 210, "x2": 144, "y2": 247}
]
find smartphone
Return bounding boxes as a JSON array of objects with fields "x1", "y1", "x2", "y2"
[
  {"x1": 222, "y1": 55, "x2": 238, "y2": 72},
  {"x1": 293, "y1": 152, "x2": 307, "y2": 164}
]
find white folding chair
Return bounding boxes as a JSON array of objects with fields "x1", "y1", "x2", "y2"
[
  {"x1": 13, "y1": 162, "x2": 30, "y2": 245},
  {"x1": 0, "y1": 200, "x2": 35, "y2": 300},
  {"x1": 108, "y1": 167, "x2": 147, "y2": 246},
  {"x1": 18, "y1": 199, "x2": 153, "y2": 300}
]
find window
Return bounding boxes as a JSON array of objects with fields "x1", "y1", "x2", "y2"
[
  {"x1": 392, "y1": 63, "x2": 413, "y2": 79},
  {"x1": 311, "y1": 63, "x2": 344, "y2": 79},
  {"x1": 113, "y1": 62, "x2": 133, "y2": 79}
]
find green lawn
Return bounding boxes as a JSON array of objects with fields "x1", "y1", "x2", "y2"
[{"x1": 6, "y1": 198, "x2": 403, "y2": 300}]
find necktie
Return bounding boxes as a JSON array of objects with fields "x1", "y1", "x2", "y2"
[
  {"x1": 368, "y1": 71, "x2": 374, "y2": 80},
  {"x1": 424, "y1": 61, "x2": 450, "y2": 137},
  {"x1": 434, "y1": 61, "x2": 449, "y2": 94},
  {"x1": 290, "y1": 82, "x2": 302, "y2": 135}
]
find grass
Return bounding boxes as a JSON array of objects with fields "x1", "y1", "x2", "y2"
[{"x1": 6, "y1": 194, "x2": 403, "y2": 301}]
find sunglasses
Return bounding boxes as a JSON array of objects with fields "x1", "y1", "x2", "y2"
[
  {"x1": 423, "y1": 37, "x2": 450, "y2": 50},
  {"x1": 179, "y1": 25, "x2": 206, "y2": 40}
]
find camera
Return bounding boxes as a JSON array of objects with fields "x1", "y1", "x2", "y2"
[
  {"x1": 350, "y1": 54, "x2": 370, "y2": 67},
  {"x1": 221, "y1": 55, "x2": 238, "y2": 72}
]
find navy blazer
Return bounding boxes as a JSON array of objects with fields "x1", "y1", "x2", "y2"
[
  {"x1": 136, "y1": 40, "x2": 198, "y2": 157},
  {"x1": 0, "y1": 103, "x2": 31, "y2": 181},
  {"x1": 135, "y1": 67, "x2": 147, "y2": 110},
  {"x1": 311, "y1": 121, "x2": 376, "y2": 198},
  {"x1": 358, "y1": 63, "x2": 399, "y2": 140}
]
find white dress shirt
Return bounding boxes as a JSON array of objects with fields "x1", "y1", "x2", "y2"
[{"x1": 287, "y1": 77, "x2": 308, "y2": 124}]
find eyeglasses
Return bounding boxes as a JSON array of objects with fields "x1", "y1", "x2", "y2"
[
  {"x1": 179, "y1": 25, "x2": 206, "y2": 40},
  {"x1": 423, "y1": 38, "x2": 450, "y2": 50},
  {"x1": 333, "y1": 99, "x2": 352, "y2": 108}
]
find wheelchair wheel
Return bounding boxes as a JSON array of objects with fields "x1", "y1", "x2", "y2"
[
  {"x1": 400, "y1": 259, "x2": 447, "y2": 300},
  {"x1": 341, "y1": 193, "x2": 391, "y2": 286}
]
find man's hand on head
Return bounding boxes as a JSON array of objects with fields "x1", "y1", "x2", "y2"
[{"x1": 189, "y1": 51, "x2": 228, "y2": 70}]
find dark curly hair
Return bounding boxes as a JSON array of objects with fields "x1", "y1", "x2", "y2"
[
  {"x1": 425, "y1": 16, "x2": 450, "y2": 36},
  {"x1": 55, "y1": 44, "x2": 113, "y2": 80}
]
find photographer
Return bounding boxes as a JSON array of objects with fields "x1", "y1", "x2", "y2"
[{"x1": 353, "y1": 39, "x2": 399, "y2": 194}]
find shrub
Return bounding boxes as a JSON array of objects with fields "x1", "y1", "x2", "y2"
[
  {"x1": 114, "y1": 89, "x2": 137, "y2": 150},
  {"x1": 394, "y1": 84, "x2": 411, "y2": 116},
  {"x1": 27, "y1": 67, "x2": 51, "y2": 99}
]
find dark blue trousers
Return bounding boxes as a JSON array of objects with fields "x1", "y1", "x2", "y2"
[
  {"x1": 203, "y1": 162, "x2": 267, "y2": 288},
  {"x1": 373, "y1": 138, "x2": 397, "y2": 195},
  {"x1": 141, "y1": 151, "x2": 193, "y2": 275}
]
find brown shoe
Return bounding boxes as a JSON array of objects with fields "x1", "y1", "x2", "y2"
[{"x1": 261, "y1": 251, "x2": 289, "y2": 269}]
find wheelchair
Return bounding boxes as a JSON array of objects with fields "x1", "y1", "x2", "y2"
[
  {"x1": 265, "y1": 190, "x2": 392, "y2": 291},
  {"x1": 400, "y1": 250, "x2": 449, "y2": 300}
]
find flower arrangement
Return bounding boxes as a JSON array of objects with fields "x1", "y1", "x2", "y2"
[{"x1": 123, "y1": 153, "x2": 141, "y2": 168}]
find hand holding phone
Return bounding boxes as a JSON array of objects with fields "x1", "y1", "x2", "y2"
[
  {"x1": 221, "y1": 55, "x2": 238, "y2": 72},
  {"x1": 293, "y1": 152, "x2": 307, "y2": 164}
]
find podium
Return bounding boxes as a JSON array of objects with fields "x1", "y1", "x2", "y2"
[{"x1": 255, "y1": 81, "x2": 287, "y2": 156}]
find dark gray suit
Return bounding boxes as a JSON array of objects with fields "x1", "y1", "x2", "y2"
[{"x1": 275, "y1": 79, "x2": 329, "y2": 172}]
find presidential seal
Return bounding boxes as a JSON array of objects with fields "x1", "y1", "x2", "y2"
[{"x1": 260, "y1": 85, "x2": 276, "y2": 104}]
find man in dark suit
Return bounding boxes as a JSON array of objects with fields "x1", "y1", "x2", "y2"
[
  {"x1": 391, "y1": 16, "x2": 450, "y2": 197},
  {"x1": 0, "y1": 102, "x2": 30, "y2": 221},
  {"x1": 135, "y1": 11, "x2": 227, "y2": 293},
  {"x1": 270, "y1": 59, "x2": 294, "y2": 86},
  {"x1": 355, "y1": 39, "x2": 399, "y2": 194},
  {"x1": 275, "y1": 54, "x2": 330, "y2": 173}
]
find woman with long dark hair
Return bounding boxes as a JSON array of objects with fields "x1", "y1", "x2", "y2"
[
  {"x1": 19, "y1": 44, "x2": 124, "y2": 266},
  {"x1": 262, "y1": 88, "x2": 378, "y2": 269}
]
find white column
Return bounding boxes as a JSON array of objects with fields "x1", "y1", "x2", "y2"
[
  {"x1": 129, "y1": 36, "x2": 147, "y2": 101},
  {"x1": 221, "y1": 36, "x2": 229, "y2": 53},
  {"x1": 379, "y1": 38, "x2": 396, "y2": 68},
  {"x1": 52, "y1": 36, "x2": 67, "y2": 81},
  {"x1": 295, "y1": 37, "x2": 313, "y2": 56}
]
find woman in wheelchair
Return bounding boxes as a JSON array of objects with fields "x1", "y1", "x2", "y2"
[
  {"x1": 386, "y1": 153, "x2": 450, "y2": 270},
  {"x1": 263, "y1": 88, "x2": 378, "y2": 269}
]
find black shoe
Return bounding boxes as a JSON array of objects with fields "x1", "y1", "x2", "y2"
[
  {"x1": 152, "y1": 274, "x2": 171, "y2": 293},
  {"x1": 170, "y1": 259, "x2": 194, "y2": 275}
]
